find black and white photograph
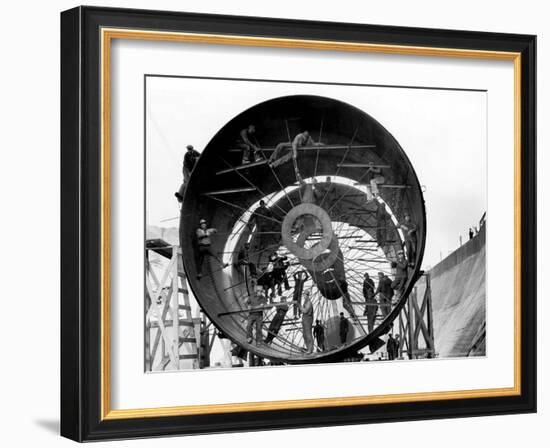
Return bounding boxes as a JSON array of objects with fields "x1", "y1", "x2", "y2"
[{"x1": 144, "y1": 76, "x2": 487, "y2": 371}]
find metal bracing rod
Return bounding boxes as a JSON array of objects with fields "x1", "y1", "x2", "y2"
[
  {"x1": 313, "y1": 116, "x2": 324, "y2": 180},
  {"x1": 355, "y1": 257, "x2": 394, "y2": 262},
  {"x1": 201, "y1": 187, "x2": 257, "y2": 196},
  {"x1": 317, "y1": 126, "x2": 359, "y2": 209},
  {"x1": 306, "y1": 234, "x2": 365, "y2": 241},
  {"x1": 285, "y1": 118, "x2": 292, "y2": 143},
  {"x1": 250, "y1": 242, "x2": 283, "y2": 257},
  {"x1": 238, "y1": 142, "x2": 295, "y2": 211},
  {"x1": 356, "y1": 239, "x2": 396, "y2": 243},
  {"x1": 204, "y1": 194, "x2": 283, "y2": 225},
  {"x1": 340, "y1": 210, "x2": 379, "y2": 235},
  {"x1": 311, "y1": 288, "x2": 333, "y2": 352},
  {"x1": 223, "y1": 280, "x2": 246, "y2": 291},
  {"x1": 327, "y1": 269, "x2": 367, "y2": 337},
  {"x1": 219, "y1": 157, "x2": 289, "y2": 217},
  {"x1": 215, "y1": 159, "x2": 269, "y2": 175},
  {"x1": 352, "y1": 263, "x2": 394, "y2": 276},
  {"x1": 219, "y1": 301, "x2": 300, "y2": 317},
  {"x1": 287, "y1": 298, "x2": 303, "y2": 355},
  {"x1": 331, "y1": 252, "x2": 380, "y2": 279},
  {"x1": 259, "y1": 306, "x2": 305, "y2": 355},
  {"x1": 271, "y1": 322, "x2": 311, "y2": 355},
  {"x1": 287, "y1": 277, "x2": 318, "y2": 354},
  {"x1": 326, "y1": 168, "x2": 375, "y2": 215},
  {"x1": 252, "y1": 139, "x2": 296, "y2": 210},
  {"x1": 338, "y1": 163, "x2": 390, "y2": 168}
]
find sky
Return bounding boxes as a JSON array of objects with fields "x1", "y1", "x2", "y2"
[{"x1": 146, "y1": 76, "x2": 487, "y2": 270}]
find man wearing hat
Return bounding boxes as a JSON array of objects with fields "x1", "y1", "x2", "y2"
[
  {"x1": 195, "y1": 218, "x2": 228, "y2": 279},
  {"x1": 300, "y1": 291, "x2": 314, "y2": 353},
  {"x1": 391, "y1": 249, "x2": 409, "y2": 297},
  {"x1": 246, "y1": 284, "x2": 266, "y2": 346},
  {"x1": 339, "y1": 312, "x2": 349, "y2": 345},
  {"x1": 313, "y1": 319, "x2": 326, "y2": 352},
  {"x1": 175, "y1": 144, "x2": 201, "y2": 202},
  {"x1": 237, "y1": 124, "x2": 261, "y2": 165},
  {"x1": 400, "y1": 212, "x2": 418, "y2": 267},
  {"x1": 264, "y1": 294, "x2": 289, "y2": 345},
  {"x1": 375, "y1": 271, "x2": 394, "y2": 318},
  {"x1": 362, "y1": 273, "x2": 377, "y2": 333}
]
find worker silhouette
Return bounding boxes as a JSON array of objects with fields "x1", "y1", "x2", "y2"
[
  {"x1": 292, "y1": 270, "x2": 309, "y2": 318},
  {"x1": 400, "y1": 213, "x2": 418, "y2": 267},
  {"x1": 175, "y1": 144, "x2": 200, "y2": 202},
  {"x1": 339, "y1": 312, "x2": 349, "y2": 344},
  {"x1": 246, "y1": 285, "x2": 266, "y2": 346},
  {"x1": 264, "y1": 295, "x2": 289, "y2": 345},
  {"x1": 375, "y1": 271, "x2": 394, "y2": 318},
  {"x1": 237, "y1": 124, "x2": 262, "y2": 164},
  {"x1": 195, "y1": 218, "x2": 228, "y2": 279},
  {"x1": 313, "y1": 319, "x2": 326, "y2": 351},
  {"x1": 300, "y1": 291, "x2": 314, "y2": 354},
  {"x1": 362, "y1": 273, "x2": 377, "y2": 333}
]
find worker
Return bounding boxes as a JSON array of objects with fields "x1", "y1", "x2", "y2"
[
  {"x1": 339, "y1": 312, "x2": 349, "y2": 344},
  {"x1": 340, "y1": 281, "x2": 356, "y2": 318},
  {"x1": 292, "y1": 270, "x2": 309, "y2": 318},
  {"x1": 300, "y1": 291, "x2": 314, "y2": 354},
  {"x1": 394, "y1": 334, "x2": 401, "y2": 359},
  {"x1": 365, "y1": 162, "x2": 385, "y2": 201},
  {"x1": 237, "y1": 124, "x2": 262, "y2": 165},
  {"x1": 264, "y1": 295, "x2": 289, "y2": 345},
  {"x1": 313, "y1": 176, "x2": 336, "y2": 211},
  {"x1": 376, "y1": 201, "x2": 388, "y2": 248},
  {"x1": 313, "y1": 319, "x2": 326, "y2": 352},
  {"x1": 269, "y1": 130, "x2": 322, "y2": 183},
  {"x1": 246, "y1": 285, "x2": 266, "y2": 346},
  {"x1": 362, "y1": 273, "x2": 377, "y2": 333},
  {"x1": 175, "y1": 144, "x2": 201, "y2": 202},
  {"x1": 376, "y1": 271, "x2": 394, "y2": 318},
  {"x1": 195, "y1": 218, "x2": 228, "y2": 279},
  {"x1": 386, "y1": 334, "x2": 398, "y2": 360},
  {"x1": 264, "y1": 253, "x2": 278, "y2": 301},
  {"x1": 400, "y1": 213, "x2": 418, "y2": 266},
  {"x1": 249, "y1": 199, "x2": 274, "y2": 249},
  {"x1": 391, "y1": 250, "x2": 409, "y2": 297},
  {"x1": 237, "y1": 242, "x2": 256, "y2": 291},
  {"x1": 272, "y1": 252, "x2": 290, "y2": 295}
]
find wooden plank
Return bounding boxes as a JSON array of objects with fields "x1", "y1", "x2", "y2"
[
  {"x1": 148, "y1": 319, "x2": 195, "y2": 329},
  {"x1": 179, "y1": 337, "x2": 197, "y2": 343},
  {"x1": 218, "y1": 301, "x2": 297, "y2": 317},
  {"x1": 178, "y1": 258, "x2": 199, "y2": 369},
  {"x1": 171, "y1": 247, "x2": 180, "y2": 369},
  {"x1": 215, "y1": 159, "x2": 268, "y2": 175},
  {"x1": 227, "y1": 144, "x2": 375, "y2": 153},
  {"x1": 145, "y1": 275, "x2": 178, "y2": 367},
  {"x1": 354, "y1": 183, "x2": 411, "y2": 188}
]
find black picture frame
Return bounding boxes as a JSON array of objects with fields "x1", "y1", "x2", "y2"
[{"x1": 61, "y1": 5, "x2": 536, "y2": 442}]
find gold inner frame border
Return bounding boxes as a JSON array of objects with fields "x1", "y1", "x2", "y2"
[{"x1": 99, "y1": 27, "x2": 522, "y2": 420}]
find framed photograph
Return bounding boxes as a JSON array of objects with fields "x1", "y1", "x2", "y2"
[{"x1": 60, "y1": 6, "x2": 536, "y2": 441}]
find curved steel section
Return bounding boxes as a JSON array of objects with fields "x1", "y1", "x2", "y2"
[{"x1": 180, "y1": 95, "x2": 426, "y2": 363}]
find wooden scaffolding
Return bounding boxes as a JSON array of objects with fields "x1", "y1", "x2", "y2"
[
  {"x1": 398, "y1": 273, "x2": 436, "y2": 359},
  {"x1": 145, "y1": 245, "x2": 200, "y2": 371}
]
